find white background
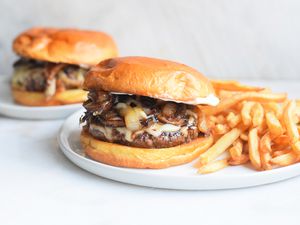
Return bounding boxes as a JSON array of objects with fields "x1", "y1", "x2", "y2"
[{"x1": 1, "y1": 0, "x2": 300, "y2": 79}]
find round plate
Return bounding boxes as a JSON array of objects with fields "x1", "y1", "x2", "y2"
[
  {"x1": 0, "y1": 76, "x2": 83, "y2": 120},
  {"x1": 58, "y1": 109, "x2": 300, "y2": 190}
]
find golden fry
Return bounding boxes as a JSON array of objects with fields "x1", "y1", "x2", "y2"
[
  {"x1": 259, "y1": 132, "x2": 272, "y2": 170},
  {"x1": 265, "y1": 112, "x2": 284, "y2": 138},
  {"x1": 270, "y1": 152, "x2": 299, "y2": 166},
  {"x1": 211, "y1": 80, "x2": 264, "y2": 92},
  {"x1": 198, "y1": 159, "x2": 228, "y2": 174},
  {"x1": 240, "y1": 132, "x2": 248, "y2": 141},
  {"x1": 229, "y1": 139, "x2": 243, "y2": 160},
  {"x1": 283, "y1": 101, "x2": 300, "y2": 153},
  {"x1": 226, "y1": 112, "x2": 241, "y2": 128},
  {"x1": 201, "y1": 92, "x2": 287, "y2": 115},
  {"x1": 198, "y1": 128, "x2": 241, "y2": 165},
  {"x1": 213, "y1": 124, "x2": 230, "y2": 135},
  {"x1": 248, "y1": 128, "x2": 261, "y2": 170},
  {"x1": 251, "y1": 103, "x2": 264, "y2": 127},
  {"x1": 263, "y1": 102, "x2": 282, "y2": 118},
  {"x1": 228, "y1": 154, "x2": 249, "y2": 165},
  {"x1": 241, "y1": 102, "x2": 255, "y2": 126}
]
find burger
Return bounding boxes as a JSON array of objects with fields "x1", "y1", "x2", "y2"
[
  {"x1": 11, "y1": 27, "x2": 118, "y2": 106},
  {"x1": 80, "y1": 57, "x2": 219, "y2": 169}
]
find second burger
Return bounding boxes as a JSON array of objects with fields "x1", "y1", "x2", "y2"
[{"x1": 11, "y1": 27, "x2": 118, "y2": 106}]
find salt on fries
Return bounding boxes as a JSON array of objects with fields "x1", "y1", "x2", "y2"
[{"x1": 196, "y1": 80, "x2": 300, "y2": 174}]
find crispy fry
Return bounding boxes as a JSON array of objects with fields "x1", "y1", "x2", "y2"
[
  {"x1": 251, "y1": 103, "x2": 264, "y2": 127},
  {"x1": 265, "y1": 112, "x2": 284, "y2": 138},
  {"x1": 259, "y1": 132, "x2": 272, "y2": 170},
  {"x1": 226, "y1": 112, "x2": 241, "y2": 128},
  {"x1": 229, "y1": 139, "x2": 243, "y2": 160},
  {"x1": 240, "y1": 132, "x2": 248, "y2": 141},
  {"x1": 283, "y1": 101, "x2": 300, "y2": 153},
  {"x1": 213, "y1": 124, "x2": 230, "y2": 135},
  {"x1": 228, "y1": 154, "x2": 249, "y2": 165},
  {"x1": 292, "y1": 141, "x2": 300, "y2": 154},
  {"x1": 197, "y1": 111, "x2": 210, "y2": 134},
  {"x1": 248, "y1": 128, "x2": 261, "y2": 170},
  {"x1": 211, "y1": 80, "x2": 264, "y2": 92},
  {"x1": 198, "y1": 128, "x2": 241, "y2": 165},
  {"x1": 218, "y1": 90, "x2": 236, "y2": 99},
  {"x1": 216, "y1": 115, "x2": 226, "y2": 124},
  {"x1": 270, "y1": 152, "x2": 299, "y2": 166},
  {"x1": 273, "y1": 135, "x2": 290, "y2": 146},
  {"x1": 272, "y1": 149, "x2": 291, "y2": 157},
  {"x1": 196, "y1": 80, "x2": 300, "y2": 174},
  {"x1": 198, "y1": 159, "x2": 228, "y2": 174},
  {"x1": 263, "y1": 102, "x2": 283, "y2": 118},
  {"x1": 241, "y1": 102, "x2": 255, "y2": 126},
  {"x1": 200, "y1": 92, "x2": 287, "y2": 115}
]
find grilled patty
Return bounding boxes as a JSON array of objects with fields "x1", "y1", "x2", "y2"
[
  {"x1": 12, "y1": 58, "x2": 87, "y2": 96},
  {"x1": 81, "y1": 91, "x2": 204, "y2": 148}
]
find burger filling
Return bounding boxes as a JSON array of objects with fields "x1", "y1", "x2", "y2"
[
  {"x1": 12, "y1": 58, "x2": 88, "y2": 97},
  {"x1": 81, "y1": 91, "x2": 207, "y2": 148}
]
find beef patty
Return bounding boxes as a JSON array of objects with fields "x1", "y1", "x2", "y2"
[
  {"x1": 12, "y1": 58, "x2": 87, "y2": 96},
  {"x1": 81, "y1": 91, "x2": 204, "y2": 148}
]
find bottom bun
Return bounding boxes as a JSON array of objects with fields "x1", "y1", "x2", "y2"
[
  {"x1": 80, "y1": 131, "x2": 213, "y2": 169},
  {"x1": 12, "y1": 88, "x2": 87, "y2": 106}
]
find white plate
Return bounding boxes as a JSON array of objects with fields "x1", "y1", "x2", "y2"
[
  {"x1": 0, "y1": 76, "x2": 83, "y2": 120},
  {"x1": 58, "y1": 109, "x2": 300, "y2": 190}
]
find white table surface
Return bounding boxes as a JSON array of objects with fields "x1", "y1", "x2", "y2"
[{"x1": 1, "y1": 80, "x2": 300, "y2": 225}]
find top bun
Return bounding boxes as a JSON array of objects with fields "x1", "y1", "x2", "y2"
[
  {"x1": 84, "y1": 56, "x2": 218, "y2": 105},
  {"x1": 13, "y1": 27, "x2": 118, "y2": 66}
]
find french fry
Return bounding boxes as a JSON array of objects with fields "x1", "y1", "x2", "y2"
[
  {"x1": 216, "y1": 115, "x2": 226, "y2": 124},
  {"x1": 272, "y1": 149, "x2": 291, "y2": 157},
  {"x1": 226, "y1": 112, "x2": 241, "y2": 128},
  {"x1": 213, "y1": 124, "x2": 230, "y2": 135},
  {"x1": 198, "y1": 159, "x2": 228, "y2": 174},
  {"x1": 259, "y1": 132, "x2": 272, "y2": 170},
  {"x1": 211, "y1": 80, "x2": 264, "y2": 92},
  {"x1": 283, "y1": 101, "x2": 300, "y2": 153},
  {"x1": 218, "y1": 90, "x2": 236, "y2": 99},
  {"x1": 241, "y1": 102, "x2": 255, "y2": 126},
  {"x1": 198, "y1": 128, "x2": 241, "y2": 165},
  {"x1": 251, "y1": 103, "x2": 264, "y2": 127},
  {"x1": 263, "y1": 102, "x2": 282, "y2": 118},
  {"x1": 229, "y1": 139, "x2": 243, "y2": 160},
  {"x1": 292, "y1": 141, "x2": 300, "y2": 154},
  {"x1": 240, "y1": 132, "x2": 248, "y2": 141},
  {"x1": 228, "y1": 154, "x2": 249, "y2": 165},
  {"x1": 196, "y1": 80, "x2": 300, "y2": 174},
  {"x1": 265, "y1": 111, "x2": 284, "y2": 138},
  {"x1": 248, "y1": 128, "x2": 261, "y2": 170},
  {"x1": 200, "y1": 92, "x2": 287, "y2": 115},
  {"x1": 197, "y1": 111, "x2": 210, "y2": 134},
  {"x1": 270, "y1": 152, "x2": 299, "y2": 167},
  {"x1": 273, "y1": 135, "x2": 290, "y2": 146}
]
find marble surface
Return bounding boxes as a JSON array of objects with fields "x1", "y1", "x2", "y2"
[
  {"x1": 1, "y1": 0, "x2": 300, "y2": 79},
  {"x1": 1, "y1": 80, "x2": 300, "y2": 225}
]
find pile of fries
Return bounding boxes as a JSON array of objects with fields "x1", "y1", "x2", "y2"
[{"x1": 195, "y1": 80, "x2": 300, "y2": 174}]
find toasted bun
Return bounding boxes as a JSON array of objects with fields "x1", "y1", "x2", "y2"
[
  {"x1": 13, "y1": 27, "x2": 118, "y2": 66},
  {"x1": 12, "y1": 88, "x2": 87, "y2": 106},
  {"x1": 84, "y1": 56, "x2": 216, "y2": 105},
  {"x1": 80, "y1": 131, "x2": 213, "y2": 169}
]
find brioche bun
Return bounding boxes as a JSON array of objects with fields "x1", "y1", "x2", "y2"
[
  {"x1": 84, "y1": 56, "x2": 216, "y2": 105},
  {"x1": 12, "y1": 88, "x2": 87, "y2": 106},
  {"x1": 13, "y1": 27, "x2": 118, "y2": 66},
  {"x1": 80, "y1": 130, "x2": 213, "y2": 169}
]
